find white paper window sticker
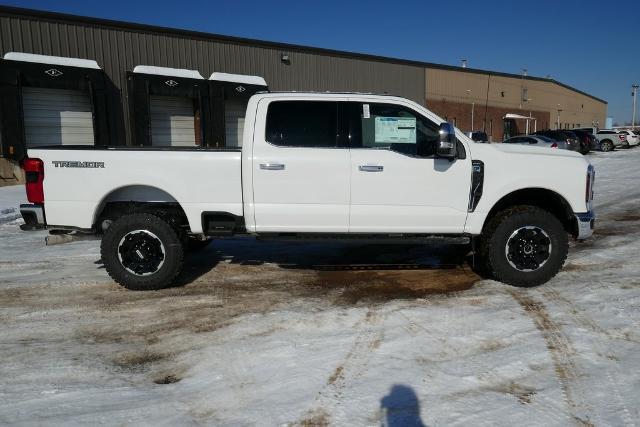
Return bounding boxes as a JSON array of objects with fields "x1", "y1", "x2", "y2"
[
  {"x1": 363, "y1": 104, "x2": 370, "y2": 119},
  {"x1": 374, "y1": 117, "x2": 416, "y2": 143}
]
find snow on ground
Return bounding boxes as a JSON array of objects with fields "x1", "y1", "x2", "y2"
[{"x1": 1, "y1": 149, "x2": 639, "y2": 426}]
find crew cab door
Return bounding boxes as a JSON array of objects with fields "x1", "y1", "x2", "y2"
[
  {"x1": 251, "y1": 98, "x2": 351, "y2": 232},
  {"x1": 346, "y1": 100, "x2": 471, "y2": 233}
]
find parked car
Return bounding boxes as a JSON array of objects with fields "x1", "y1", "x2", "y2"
[
  {"x1": 503, "y1": 135, "x2": 568, "y2": 150},
  {"x1": 617, "y1": 130, "x2": 639, "y2": 147},
  {"x1": 532, "y1": 130, "x2": 581, "y2": 152},
  {"x1": 465, "y1": 131, "x2": 489, "y2": 143},
  {"x1": 595, "y1": 129, "x2": 628, "y2": 151},
  {"x1": 571, "y1": 129, "x2": 599, "y2": 153},
  {"x1": 17, "y1": 92, "x2": 595, "y2": 290}
]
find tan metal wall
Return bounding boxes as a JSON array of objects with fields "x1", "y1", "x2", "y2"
[{"x1": 426, "y1": 68, "x2": 607, "y2": 130}]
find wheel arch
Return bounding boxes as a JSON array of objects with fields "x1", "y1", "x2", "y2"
[
  {"x1": 93, "y1": 185, "x2": 190, "y2": 232},
  {"x1": 483, "y1": 187, "x2": 576, "y2": 236}
]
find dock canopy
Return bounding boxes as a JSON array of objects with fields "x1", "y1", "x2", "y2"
[{"x1": 504, "y1": 113, "x2": 537, "y2": 134}]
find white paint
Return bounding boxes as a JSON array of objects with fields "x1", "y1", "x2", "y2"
[
  {"x1": 26, "y1": 148, "x2": 242, "y2": 233},
  {"x1": 3, "y1": 52, "x2": 101, "y2": 69},
  {"x1": 209, "y1": 72, "x2": 267, "y2": 86},
  {"x1": 26, "y1": 92, "x2": 590, "y2": 237},
  {"x1": 133, "y1": 65, "x2": 204, "y2": 80}
]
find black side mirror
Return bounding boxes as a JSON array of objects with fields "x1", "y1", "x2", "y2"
[{"x1": 437, "y1": 122, "x2": 457, "y2": 159}]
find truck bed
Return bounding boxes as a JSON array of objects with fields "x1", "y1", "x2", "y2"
[{"x1": 28, "y1": 146, "x2": 243, "y2": 233}]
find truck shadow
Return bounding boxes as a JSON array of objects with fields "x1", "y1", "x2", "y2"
[{"x1": 175, "y1": 238, "x2": 481, "y2": 297}]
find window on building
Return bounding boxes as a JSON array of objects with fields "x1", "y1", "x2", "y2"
[{"x1": 265, "y1": 101, "x2": 337, "y2": 147}]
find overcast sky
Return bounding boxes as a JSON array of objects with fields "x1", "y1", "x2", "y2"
[{"x1": 4, "y1": 0, "x2": 639, "y2": 123}]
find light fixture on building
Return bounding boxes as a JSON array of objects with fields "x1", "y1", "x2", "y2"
[{"x1": 281, "y1": 53, "x2": 290, "y2": 64}]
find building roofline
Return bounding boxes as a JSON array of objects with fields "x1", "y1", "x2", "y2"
[{"x1": 0, "y1": 5, "x2": 607, "y2": 104}]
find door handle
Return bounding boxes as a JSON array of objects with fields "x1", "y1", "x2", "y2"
[
  {"x1": 359, "y1": 164, "x2": 384, "y2": 172},
  {"x1": 260, "y1": 163, "x2": 285, "y2": 170}
]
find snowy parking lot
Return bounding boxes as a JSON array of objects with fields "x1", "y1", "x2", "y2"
[{"x1": 1, "y1": 149, "x2": 640, "y2": 426}]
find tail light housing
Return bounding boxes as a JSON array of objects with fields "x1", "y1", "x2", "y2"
[
  {"x1": 551, "y1": 142, "x2": 558, "y2": 148},
  {"x1": 618, "y1": 134, "x2": 627, "y2": 141},
  {"x1": 22, "y1": 157, "x2": 45, "y2": 204}
]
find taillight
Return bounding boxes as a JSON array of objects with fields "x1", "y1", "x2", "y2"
[
  {"x1": 22, "y1": 157, "x2": 45, "y2": 204},
  {"x1": 551, "y1": 143, "x2": 558, "y2": 148},
  {"x1": 618, "y1": 134, "x2": 627, "y2": 141}
]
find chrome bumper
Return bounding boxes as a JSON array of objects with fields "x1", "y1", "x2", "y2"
[
  {"x1": 20, "y1": 203, "x2": 46, "y2": 230},
  {"x1": 575, "y1": 211, "x2": 595, "y2": 240}
]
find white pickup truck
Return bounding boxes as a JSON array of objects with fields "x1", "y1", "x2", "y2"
[{"x1": 18, "y1": 92, "x2": 596, "y2": 290}]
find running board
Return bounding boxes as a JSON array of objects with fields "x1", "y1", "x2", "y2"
[{"x1": 256, "y1": 233, "x2": 471, "y2": 245}]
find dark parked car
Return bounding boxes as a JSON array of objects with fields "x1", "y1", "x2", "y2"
[
  {"x1": 465, "y1": 131, "x2": 489, "y2": 143},
  {"x1": 571, "y1": 129, "x2": 598, "y2": 153},
  {"x1": 532, "y1": 130, "x2": 581, "y2": 152}
]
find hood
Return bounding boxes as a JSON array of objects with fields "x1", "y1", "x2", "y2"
[{"x1": 479, "y1": 142, "x2": 584, "y2": 159}]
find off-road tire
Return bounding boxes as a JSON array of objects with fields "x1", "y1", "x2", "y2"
[
  {"x1": 477, "y1": 206, "x2": 568, "y2": 287},
  {"x1": 101, "y1": 213, "x2": 184, "y2": 290},
  {"x1": 600, "y1": 140, "x2": 614, "y2": 152}
]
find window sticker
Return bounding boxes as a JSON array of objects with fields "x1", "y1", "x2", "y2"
[
  {"x1": 374, "y1": 116, "x2": 416, "y2": 143},
  {"x1": 363, "y1": 104, "x2": 370, "y2": 119}
]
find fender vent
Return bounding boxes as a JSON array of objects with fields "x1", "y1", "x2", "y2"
[{"x1": 468, "y1": 160, "x2": 484, "y2": 212}]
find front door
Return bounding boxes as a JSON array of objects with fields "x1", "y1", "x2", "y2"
[
  {"x1": 251, "y1": 99, "x2": 351, "y2": 232},
  {"x1": 347, "y1": 100, "x2": 471, "y2": 233}
]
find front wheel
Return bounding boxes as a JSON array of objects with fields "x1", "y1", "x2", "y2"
[
  {"x1": 477, "y1": 206, "x2": 568, "y2": 287},
  {"x1": 101, "y1": 213, "x2": 185, "y2": 290},
  {"x1": 600, "y1": 140, "x2": 614, "y2": 152}
]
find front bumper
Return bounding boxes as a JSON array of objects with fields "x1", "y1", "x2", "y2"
[
  {"x1": 20, "y1": 203, "x2": 46, "y2": 230},
  {"x1": 575, "y1": 211, "x2": 595, "y2": 240}
]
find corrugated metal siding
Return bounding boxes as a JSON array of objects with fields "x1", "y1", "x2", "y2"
[{"x1": 0, "y1": 12, "x2": 426, "y2": 144}]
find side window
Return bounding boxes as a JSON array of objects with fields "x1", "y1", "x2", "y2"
[
  {"x1": 265, "y1": 101, "x2": 337, "y2": 147},
  {"x1": 526, "y1": 137, "x2": 537, "y2": 144},
  {"x1": 352, "y1": 102, "x2": 439, "y2": 158}
]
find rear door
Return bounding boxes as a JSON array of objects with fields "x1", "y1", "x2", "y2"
[{"x1": 251, "y1": 98, "x2": 351, "y2": 232}]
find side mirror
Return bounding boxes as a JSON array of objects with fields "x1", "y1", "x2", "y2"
[{"x1": 437, "y1": 122, "x2": 457, "y2": 159}]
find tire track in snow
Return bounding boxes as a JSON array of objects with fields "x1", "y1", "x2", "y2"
[
  {"x1": 303, "y1": 308, "x2": 386, "y2": 423},
  {"x1": 540, "y1": 287, "x2": 636, "y2": 427},
  {"x1": 509, "y1": 290, "x2": 597, "y2": 426}
]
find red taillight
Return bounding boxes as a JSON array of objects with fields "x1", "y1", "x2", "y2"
[
  {"x1": 551, "y1": 142, "x2": 558, "y2": 148},
  {"x1": 22, "y1": 158, "x2": 45, "y2": 204},
  {"x1": 619, "y1": 134, "x2": 627, "y2": 141}
]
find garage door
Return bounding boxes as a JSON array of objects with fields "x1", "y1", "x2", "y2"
[
  {"x1": 22, "y1": 87, "x2": 95, "y2": 147},
  {"x1": 150, "y1": 96, "x2": 197, "y2": 147},
  {"x1": 225, "y1": 99, "x2": 246, "y2": 148}
]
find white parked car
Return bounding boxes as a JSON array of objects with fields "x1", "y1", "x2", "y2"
[
  {"x1": 595, "y1": 129, "x2": 628, "y2": 150},
  {"x1": 617, "y1": 130, "x2": 639, "y2": 147},
  {"x1": 17, "y1": 92, "x2": 595, "y2": 290},
  {"x1": 503, "y1": 135, "x2": 569, "y2": 150}
]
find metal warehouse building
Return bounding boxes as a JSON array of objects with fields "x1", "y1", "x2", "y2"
[{"x1": 0, "y1": 6, "x2": 606, "y2": 180}]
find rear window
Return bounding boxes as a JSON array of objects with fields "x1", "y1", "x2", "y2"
[{"x1": 265, "y1": 101, "x2": 338, "y2": 148}]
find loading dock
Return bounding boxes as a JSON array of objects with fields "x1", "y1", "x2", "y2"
[{"x1": 0, "y1": 52, "x2": 112, "y2": 161}]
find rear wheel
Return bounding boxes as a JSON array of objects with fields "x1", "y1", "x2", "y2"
[
  {"x1": 101, "y1": 213, "x2": 184, "y2": 290},
  {"x1": 600, "y1": 140, "x2": 614, "y2": 152},
  {"x1": 477, "y1": 206, "x2": 568, "y2": 287}
]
